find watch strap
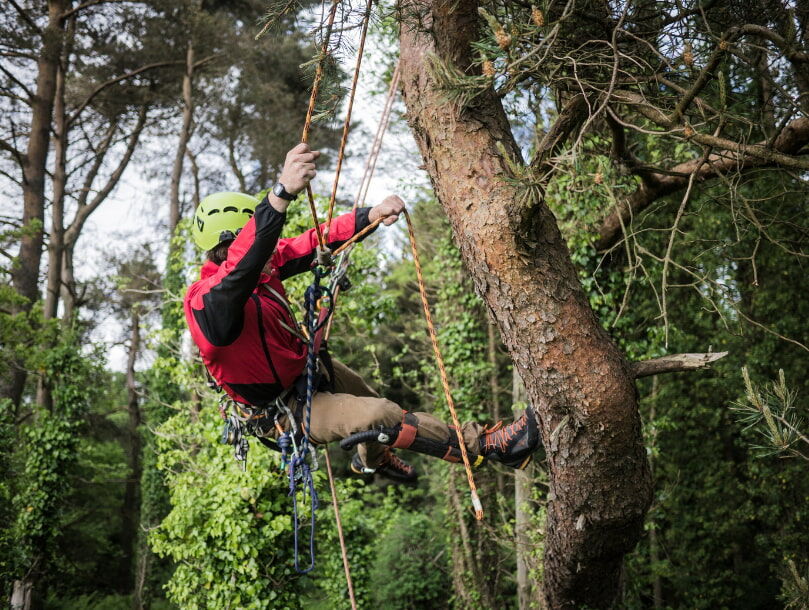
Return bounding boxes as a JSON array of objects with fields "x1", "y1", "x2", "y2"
[{"x1": 272, "y1": 182, "x2": 297, "y2": 201}]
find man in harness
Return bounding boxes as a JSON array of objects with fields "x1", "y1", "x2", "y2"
[{"x1": 184, "y1": 142, "x2": 541, "y2": 481}]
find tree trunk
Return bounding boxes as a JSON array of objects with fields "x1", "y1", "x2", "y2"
[
  {"x1": 398, "y1": 2, "x2": 652, "y2": 607},
  {"x1": 648, "y1": 377, "x2": 663, "y2": 609},
  {"x1": 487, "y1": 322, "x2": 505, "y2": 497},
  {"x1": 3, "y1": 0, "x2": 70, "y2": 408},
  {"x1": 10, "y1": 579, "x2": 32, "y2": 610},
  {"x1": 43, "y1": 57, "x2": 68, "y2": 323},
  {"x1": 169, "y1": 41, "x2": 194, "y2": 235},
  {"x1": 119, "y1": 309, "x2": 143, "y2": 592},
  {"x1": 514, "y1": 371, "x2": 534, "y2": 609}
]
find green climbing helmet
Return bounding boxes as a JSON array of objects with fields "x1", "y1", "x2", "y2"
[{"x1": 192, "y1": 192, "x2": 259, "y2": 251}]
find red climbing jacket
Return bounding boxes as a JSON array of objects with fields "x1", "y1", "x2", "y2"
[{"x1": 184, "y1": 195, "x2": 375, "y2": 406}]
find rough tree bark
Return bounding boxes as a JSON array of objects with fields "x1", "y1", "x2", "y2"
[
  {"x1": 398, "y1": 1, "x2": 652, "y2": 607},
  {"x1": 3, "y1": 0, "x2": 70, "y2": 409},
  {"x1": 513, "y1": 371, "x2": 536, "y2": 609}
]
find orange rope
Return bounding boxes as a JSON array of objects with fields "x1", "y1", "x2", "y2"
[
  {"x1": 324, "y1": 61, "x2": 399, "y2": 341},
  {"x1": 325, "y1": 0, "x2": 374, "y2": 233},
  {"x1": 354, "y1": 63, "x2": 400, "y2": 210},
  {"x1": 300, "y1": 0, "x2": 340, "y2": 249},
  {"x1": 331, "y1": 217, "x2": 383, "y2": 256},
  {"x1": 403, "y1": 210, "x2": 484, "y2": 520},
  {"x1": 324, "y1": 449, "x2": 358, "y2": 610}
]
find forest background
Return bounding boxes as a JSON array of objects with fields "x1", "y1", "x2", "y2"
[{"x1": 1, "y1": 0, "x2": 808, "y2": 609}]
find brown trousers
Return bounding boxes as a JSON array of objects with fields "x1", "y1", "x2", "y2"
[{"x1": 295, "y1": 359, "x2": 483, "y2": 468}]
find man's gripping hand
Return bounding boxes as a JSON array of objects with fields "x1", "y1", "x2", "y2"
[
  {"x1": 270, "y1": 143, "x2": 320, "y2": 212},
  {"x1": 369, "y1": 195, "x2": 405, "y2": 226}
]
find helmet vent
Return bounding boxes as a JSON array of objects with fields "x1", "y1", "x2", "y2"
[
  {"x1": 223, "y1": 206, "x2": 238, "y2": 213},
  {"x1": 242, "y1": 209, "x2": 253, "y2": 216},
  {"x1": 207, "y1": 209, "x2": 219, "y2": 215}
]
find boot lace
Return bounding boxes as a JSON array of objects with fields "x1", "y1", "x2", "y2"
[
  {"x1": 381, "y1": 449, "x2": 413, "y2": 475},
  {"x1": 483, "y1": 415, "x2": 526, "y2": 453}
]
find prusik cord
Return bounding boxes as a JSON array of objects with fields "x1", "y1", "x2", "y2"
[{"x1": 404, "y1": 210, "x2": 484, "y2": 520}]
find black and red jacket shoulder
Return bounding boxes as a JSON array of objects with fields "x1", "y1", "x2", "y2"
[{"x1": 184, "y1": 196, "x2": 375, "y2": 406}]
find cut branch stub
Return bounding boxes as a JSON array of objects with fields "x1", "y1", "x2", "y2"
[{"x1": 631, "y1": 352, "x2": 729, "y2": 379}]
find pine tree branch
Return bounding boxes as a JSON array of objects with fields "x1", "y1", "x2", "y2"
[
  {"x1": 0, "y1": 62, "x2": 35, "y2": 103},
  {"x1": 595, "y1": 116, "x2": 809, "y2": 251},
  {"x1": 67, "y1": 60, "x2": 185, "y2": 126},
  {"x1": 75, "y1": 120, "x2": 118, "y2": 208},
  {"x1": 7, "y1": 0, "x2": 42, "y2": 35},
  {"x1": 529, "y1": 94, "x2": 589, "y2": 172},
  {"x1": 0, "y1": 138, "x2": 27, "y2": 167},
  {"x1": 631, "y1": 352, "x2": 728, "y2": 379}
]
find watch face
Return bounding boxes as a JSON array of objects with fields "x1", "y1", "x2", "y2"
[{"x1": 274, "y1": 183, "x2": 293, "y2": 200}]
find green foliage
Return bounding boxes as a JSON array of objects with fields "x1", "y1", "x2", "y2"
[
  {"x1": 11, "y1": 329, "x2": 104, "y2": 587},
  {"x1": 732, "y1": 368, "x2": 808, "y2": 460},
  {"x1": 368, "y1": 511, "x2": 451, "y2": 609},
  {"x1": 150, "y1": 407, "x2": 304, "y2": 609}
]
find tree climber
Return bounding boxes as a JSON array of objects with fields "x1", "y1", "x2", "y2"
[{"x1": 184, "y1": 142, "x2": 541, "y2": 482}]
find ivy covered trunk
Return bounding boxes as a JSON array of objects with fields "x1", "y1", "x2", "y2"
[{"x1": 398, "y1": 2, "x2": 652, "y2": 607}]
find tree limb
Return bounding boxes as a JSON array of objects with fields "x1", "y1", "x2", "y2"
[
  {"x1": 740, "y1": 24, "x2": 809, "y2": 64},
  {"x1": 0, "y1": 62, "x2": 35, "y2": 103},
  {"x1": 631, "y1": 352, "x2": 729, "y2": 378},
  {"x1": 595, "y1": 115, "x2": 809, "y2": 251},
  {"x1": 75, "y1": 120, "x2": 118, "y2": 207},
  {"x1": 529, "y1": 94, "x2": 589, "y2": 172},
  {"x1": 8, "y1": 0, "x2": 42, "y2": 35},
  {"x1": 66, "y1": 107, "x2": 147, "y2": 246},
  {"x1": 0, "y1": 138, "x2": 27, "y2": 167},
  {"x1": 67, "y1": 60, "x2": 184, "y2": 126}
]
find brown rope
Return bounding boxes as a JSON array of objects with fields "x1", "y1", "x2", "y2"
[
  {"x1": 330, "y1": 217, "x2": 383, "y2": 257},
  {"x1": 324, "y1": 61, "x2": 400, "y2": 341},
  {"x1": 354, "y1": 63, "x2": 400, "y2": 210},
  {"x1": 324, "y1": 449, "x2": 358, "y2": 610},
  {"x1": 300, "y1": 0, "x2": 340, "y2": 249},
  {"x1": 403, "y1": 210, "x2": 484, "y2": 520},
  {"x1": 325, "y1": 0, "x2": 374, "y2": 232}
]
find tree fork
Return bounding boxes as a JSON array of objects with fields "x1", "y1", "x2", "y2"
[{"x1": 398, "y1": 1, "x2": 652, "y2": 607}]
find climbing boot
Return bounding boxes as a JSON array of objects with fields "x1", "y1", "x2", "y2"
[
  {"x1": 479, "y1": 405, "x2": 540, "y2": 469},
  {"x1": 350, "y1": 449, "x2": 418, "y2": 482}
]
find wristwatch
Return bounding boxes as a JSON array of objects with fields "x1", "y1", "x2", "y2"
[{"x1": 272, "y1": 182, "x2": 298, "y2": 201}]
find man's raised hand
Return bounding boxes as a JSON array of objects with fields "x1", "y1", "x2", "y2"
[
  {"x1": 279, "y1": 142, "x2": 320, "y2": 195},
  {"x1": 369, "y1": 195, "x2": 405, "y2": 226}
]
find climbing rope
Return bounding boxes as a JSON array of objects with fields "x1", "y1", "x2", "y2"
[
  {"x1": 325, "y1": 0, "x2": 374, "y2": 234},
  {"x1": 300, "y1": 0, "x2": 374, "y2": 250},
  {"x1": 324, "y1": 62, "x2": 400, "y2": 341},
  {"x1": 300, "y1": 0, "x2": 340, "y2": 249},
  {"x1": 324, "y1": 449, "x2": 358, "y2": 610},
  {"x1": 354, "y1": 63, "x2": 400, "y2": 210},
  {"x1": 404, "y1": 210, "x2": 484, "y2": 520}
]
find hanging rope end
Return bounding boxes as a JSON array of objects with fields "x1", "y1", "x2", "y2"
[{"x1": 471, "y1": 492, "x2": 484, "y2": 520}]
